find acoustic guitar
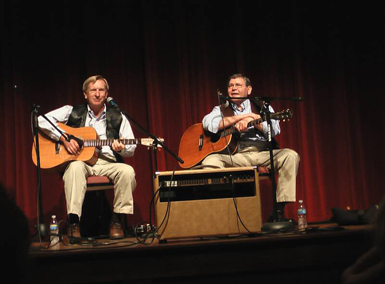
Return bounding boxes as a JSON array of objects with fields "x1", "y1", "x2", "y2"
[
  {"x1": 177, "y1": 109, "x2": 292, "y2": 169},
  {"x1": 32, "y1": 122, "x2": 163, "y2": 172}
]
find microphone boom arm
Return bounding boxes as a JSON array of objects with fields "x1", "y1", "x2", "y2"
[{"x1": 106, "y1": 98, "x2": 184, "y2": 166}]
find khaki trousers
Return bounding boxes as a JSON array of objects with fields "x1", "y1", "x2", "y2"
[
  {"x1": 62, "y1": 159, "x2": 136, "y2": 218},
  {"x1": 201, "y1": 148, "x2": 299, "y2": 203}
]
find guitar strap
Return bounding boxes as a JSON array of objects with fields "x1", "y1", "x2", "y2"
[
  {"x1": 220, "y1": 104, "x2": 234, "y2": 117},
  {"x1": 41, "y1": 114, "x2": 73, "y2": 142},
  {"x1": 249, "y1": 99, "x2": 263, "y2": 114}
]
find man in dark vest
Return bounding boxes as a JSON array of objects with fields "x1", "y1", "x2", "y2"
[
  {"x1": 201, "y1": 74, "x2": 300, "y2": 221},
  {"x1": 38, "y1": 75, "x2": 136, "y2": 239}
]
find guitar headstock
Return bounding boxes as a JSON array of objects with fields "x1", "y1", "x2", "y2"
[
  {"x1": 141, "y1": 138, "x2": 164, "y2": 149},
  {"x1": 271, "y1": 109, "x2": 293, "y2": 122}
]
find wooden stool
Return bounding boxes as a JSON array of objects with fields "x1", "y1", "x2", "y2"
[
  {"x1": 257, "y1": 166, "x2": 270, "y2": 176},
  {"x1": 86, "y1": 176, "x2": 114, "y2": 191}
]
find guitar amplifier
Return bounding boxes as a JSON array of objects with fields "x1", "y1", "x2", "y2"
[{"x1": 153, "y1": 167, "x2": 262, "y2": 241}]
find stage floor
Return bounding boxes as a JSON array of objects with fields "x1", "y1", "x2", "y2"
[{"x1": 26, "y1": 223, "x2": 374, "y2": 284}]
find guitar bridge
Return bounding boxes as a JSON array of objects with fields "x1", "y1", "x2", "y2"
[{"x1": 199, "y1": 135, "x2": 203, "y2": 151}]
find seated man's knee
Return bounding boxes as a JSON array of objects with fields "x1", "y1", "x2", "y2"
[
  {"x1": 283, "y1": 148, "x2": 300, "y2": 162},
  {"x1": 201, "y1": 154, "x2": 224, "y2": 168},
  {"x1": 115, "y1": 164, "x2": 136, "y2": 191},
  {"x1": 119, "y1": 164, "x2": 135, "y2": 179},
  {"x1": 64, "y1": 161, "x2": 87, "y2": 175}
]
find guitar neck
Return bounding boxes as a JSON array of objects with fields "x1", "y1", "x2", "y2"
[
  {"x1": 247, "y1": 118, "x2": 263, "y2": 128},
  {"x1": 221, "y1": 118, "x2": 263, "y2": 137},
  {"x1": 83, "y1": 139, "x2": 141, "y2": 147}
]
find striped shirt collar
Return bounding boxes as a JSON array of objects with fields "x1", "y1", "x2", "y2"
[{"x1": 87, "y1": 104, "x2": 107, "y2": 120}]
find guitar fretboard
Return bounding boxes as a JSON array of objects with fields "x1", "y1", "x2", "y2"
[{"x1": 84, "y1": 139, "x2": 142, "y2": 147}]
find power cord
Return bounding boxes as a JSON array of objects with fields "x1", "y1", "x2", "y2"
[
  {"x1": 131, "y1": 165, "x2": 178, "y2": 244},
  {"x1": 151, "y1": 167, "x2": 177, "y2": 240},
  {"x1": 228, "y1": 175, "x2": 253, "y2": 235}
]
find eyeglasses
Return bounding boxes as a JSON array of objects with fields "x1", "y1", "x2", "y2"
[
  {"x1": 228, "y1": 83, "x2": 246, "y2": 89},
  {"x1": 88, "y1": 88, "x2": 106, "y2": 94}
]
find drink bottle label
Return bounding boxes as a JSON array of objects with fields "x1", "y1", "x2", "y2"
[
  {"x1": 297, "y1": 208, "x2": 306, "y2": 215},
  {"x1": 50, "y1": 224, "x2": 59, "y2": 230}
]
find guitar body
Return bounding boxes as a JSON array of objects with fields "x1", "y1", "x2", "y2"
[
  {"x1": 178, "y1": 123, "x2": 237, "y2": 169},
  {"x1": 32, "y1": 123, "x2": 98, "y2": 172}
]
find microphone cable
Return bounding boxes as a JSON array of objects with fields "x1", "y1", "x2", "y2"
[
  {"x1": 217, "y1": 90, "x2": 255, "y2": 235},
  {"x1": 217, "y1": 89, "x2": 235, "y2": 167}
]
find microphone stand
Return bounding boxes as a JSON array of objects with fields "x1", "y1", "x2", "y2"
[
  {"x1": 32, "y1": 104, "x2": 47, "y2": 241},
  {"x1": 248, "y1": 96, "x2": 301, "y2": 233},
  {"x1": 108, "y1": 103, "x2": 184, "y2": 174}
]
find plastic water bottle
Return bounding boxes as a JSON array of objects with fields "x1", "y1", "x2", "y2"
[
  {"x1": 297, "y1": 200, "x2": 308, "y2": 231},
  {"x1": 50, "y1": 215, "x2": 60, "y2": 246}
]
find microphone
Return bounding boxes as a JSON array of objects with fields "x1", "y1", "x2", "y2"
[
  {"x1": 219, "y1": 94, "x2": 229, "y2": 107},
  {"x1": 106, "y1": 97, "x2": 119, "y2": 108},
  {"x1": 32, "y1": 103, "x2": 40, "y2": 114},
  {"x1": 217, "y1": 90, "x2": 229, "y2": 107}
]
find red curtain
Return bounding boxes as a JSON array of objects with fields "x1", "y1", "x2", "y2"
[{"x1": 1, "y1": 1, "x2": 384, "y2": 233}]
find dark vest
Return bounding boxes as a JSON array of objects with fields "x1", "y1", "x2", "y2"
[
  {"x1": 67, "y1": 104, "x2": 122, "y2": 139},
  {"x1": 67, "y1": 104, "x2": 124, "y2": 161}
]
